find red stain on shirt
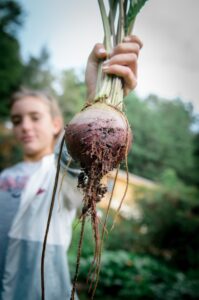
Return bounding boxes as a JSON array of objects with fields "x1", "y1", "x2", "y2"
[{"x1": 36, "y1": 188, "x2": 45, "y2": 195}]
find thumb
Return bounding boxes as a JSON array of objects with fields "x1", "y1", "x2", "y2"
[{"x1": 90, "y1": 43, "x2": 107, "y2": 62}]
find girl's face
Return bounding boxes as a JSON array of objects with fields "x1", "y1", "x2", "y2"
[{"x1": 11, "y1": 96, "x2": 62, "y2": 161}]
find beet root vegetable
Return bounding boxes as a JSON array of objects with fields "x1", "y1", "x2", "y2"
[
  {"x1": 65, "y1": 0, "x2": 149, "y2": 297},
  {"x1": 65, "y1": 102, "x2": 132, "y2": 173}
]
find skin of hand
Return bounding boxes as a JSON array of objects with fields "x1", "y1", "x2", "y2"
[{"x1": 85, "y1": 35, "x2": 143, "y2": 100}]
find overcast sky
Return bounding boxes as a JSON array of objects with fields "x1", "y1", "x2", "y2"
[{"x1": 18, "y1": 0, "x2": 199, "y2": 113}]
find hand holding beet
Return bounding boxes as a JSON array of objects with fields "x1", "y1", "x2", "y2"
[{"x1": 86, "y1": 34, "x2": 143, "y2": 100}]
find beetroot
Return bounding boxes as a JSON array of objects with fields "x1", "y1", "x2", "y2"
[{"x1": 65, "y1": 102, "x2": 132, "y2": 173}]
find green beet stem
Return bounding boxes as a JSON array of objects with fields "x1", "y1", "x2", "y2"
[{"x1": 94, "y1": 0, "x2": 148, "y2": 110}]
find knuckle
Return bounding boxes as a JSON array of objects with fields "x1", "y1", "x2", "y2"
[
  {"x1": 130, "y1": 53, "x2": 137, "y2": 62},
  {"x1": 124, "y1": 67, "x2": 132, "y2": 78},
  {"x1": 128, "y1": 80, "x2": 137, "y2": 91},
  {"x1": 116, "y1": 43, "x2": 124, "y2": 53},
  {"x1": 127, "y1": 72, "x2": 137, "y2": 89},
  {"x1": 132, "y1": 79, "x2": 137, "y2": 89},
  {"x1": 132, "y1": 35, "x2": 143, "y2": 49},
  {"x1": 134, "y1": 43, "x2": 140, "y2": 53}
]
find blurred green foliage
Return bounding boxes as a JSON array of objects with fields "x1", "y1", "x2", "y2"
[
  {"x1": 0, "y1": 0, "x2": 24, "y2": 118},
  {"x1": 69, "y1": 250, "x2": 199, "y2": 300},
  {"x1": 0, "y1": 132, "x2": 22, "y2": 171},
  {"x1": 68, "y1": 172, "x2": 199, "y2": 299},
  {"x1": 69, "y1": 219, "x2": 95, "y2": 260},
  {"x1": 21, "y1": 47, "x2": 55, "y2": 93},
  {"x1": 132, "y1": 169, "x2": 199, "y2": 271},
  {"x1": 1, "y1": 2, "x2": 199, "y2": 299},
  {"x1": 58, "y1": 69, "x2": 86, "y2": 123},
  {"x1": 125, "y1": 93, "x2": 197, "y2": 184}
]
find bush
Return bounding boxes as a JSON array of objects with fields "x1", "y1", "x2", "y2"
[
  {"x1": 68, "y1": 169, "x2": 199, "y2": 299},
  {"x1": 69, "y1": 250, "x2": 199, "y2": 300},
  {"x1": 0, "y1": 133, "x2": 23, "y2": 170},
  {"x1": 134, "y1": 169, "x2": 199, "y2": 271},
  {"x1": 68, "y1": 218, "x2": 95, "y2": 260}
]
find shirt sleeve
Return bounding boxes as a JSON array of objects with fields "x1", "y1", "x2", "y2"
[
  {"x1": 54, "y1": 132, "x2": 80, "y2": 177},
  {"x1": 54, "y1": 132, "x2": 82, "y2": 210}
]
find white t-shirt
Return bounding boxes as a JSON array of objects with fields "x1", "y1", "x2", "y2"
[{"x1": 0, "y1": 152, "x2": 81, "y2": 300}]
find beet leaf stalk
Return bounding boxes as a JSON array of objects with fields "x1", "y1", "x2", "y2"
[{"x1": 94, "y1": 0, "x2": 148, "y2": 110}]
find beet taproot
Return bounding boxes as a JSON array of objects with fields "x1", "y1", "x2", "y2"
[{"x1": 65, "y1": 102, "x2": 132, "y2": 174}]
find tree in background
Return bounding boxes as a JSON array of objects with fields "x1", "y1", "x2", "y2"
[
  {"x1": 21, "y1": 47, "x2": 55, "y2": 94},
  {"x1": 0, "y1": 0, "x2": 23, "y2": 118},
  {"x1": 132, "y1": 169, "x2": 199, "y2": 270},
  {"x1": 192, "y1": 132, "x2": 199, "y2": 187},
  {"x1": 58, "y1": 69, "x2": 86, "y2": 123},
  {"x1": 0, "y1": 1, "x2": 56, "y2": 119},
  {"x1": 125, "y1": 93, "x2": 197, "y2": 185}
]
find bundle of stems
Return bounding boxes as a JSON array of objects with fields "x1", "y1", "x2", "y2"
[{"x1": 94, "y1": 0, "x2": 148, "y2": 110}]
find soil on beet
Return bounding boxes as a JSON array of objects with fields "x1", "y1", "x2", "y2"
[
  {"x1": 65, "y1": 117, "x2": 132, "y2": 214},
  {"x1": 65, "y1": 122, "x2": 131, "y2": 170}
]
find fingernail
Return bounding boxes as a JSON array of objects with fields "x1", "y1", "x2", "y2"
[{"x1": 98, "y1": 48, "x2": 106, "y2": 54}]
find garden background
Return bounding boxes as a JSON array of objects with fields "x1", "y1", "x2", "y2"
[{"x1": 0, "y1": 1, "x2": 199, "y2": 299}]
